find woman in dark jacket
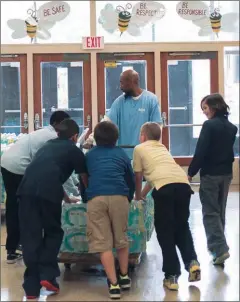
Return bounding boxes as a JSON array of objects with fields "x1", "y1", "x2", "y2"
[{"x1": 188, "y1": 93, "x2": 238, "y2": 266}]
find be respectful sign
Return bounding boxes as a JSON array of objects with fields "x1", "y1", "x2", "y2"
[
  {"x1": 176, "y1": 1, "x2": 209, "y2": 20},
  {"x1": 132, "y1": 1, "x2": 166, "y2": 24},
  {"x1": 136, "y1": 2, "x2": 159, "y2": 17}
]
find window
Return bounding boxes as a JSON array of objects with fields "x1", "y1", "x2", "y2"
[
  {"x1": 105, "y1": 60, "x2": 146, "y2": 111},
  {"x1": 0, "y1": 62, "x2": 21, "y2": 134},
  {"x1": 224, "y1": 47, "x2": 239, "y2": 127},
  {"x1": 234, "y1": 55, "x2": 239, "y2": 83},
  {"x1": 96, "y1": 1, "x2": 239, "y2": 43},
  {"x1": 0, "y1": 55, "x2": 28, "y2": 135},
  {"x1": 33, "y1": 54, "x2": 92, "y2": 133},
  {"x1": 224, "y1": 46, "x2": 239, "y2": 156},
  {"x1": 41, "y1": 61, "x2": 84, "y2": 130},
  {"x1": 1, "y1": 1, "x2": 90, "y2": 44},
  {"x1": 160, "y1": 51, "x2": 218, "y2": 163},
  {"x1": 167, "y1": 59, "x2": 210, "y2": 156}
]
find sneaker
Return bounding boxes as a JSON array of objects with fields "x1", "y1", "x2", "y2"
[
  {"x1": 188, "y1": 260, "x2": 201, "y2": 282},
  {"x1": 119, "y1": 274, "x2": 131, "y2": 290},
  {"x1": 7, "y1": 252, "x2": 23, "y2": 264},
  {"x1": 26, "y1": 296, "x2": 38, "y2": 300},
  {"x1": 163, "y1": 275, "x2": 179, "y2": 291},
  {"x1": 17, "y1": 244, "x2": 23, "y2": 252},
  {"x1": 40, "y1": 280, "x2": 60, "y2": 294},
  {"x1": 109, "y1": 283, "x2": 121, "y2": 300},
  {"x1": 213, "y1": 252, "x2": 230, "y2": 265}
]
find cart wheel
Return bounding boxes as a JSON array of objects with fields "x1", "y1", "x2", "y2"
[{"x1": 64, "y1": 263, "x2": 71, "y2": 270}]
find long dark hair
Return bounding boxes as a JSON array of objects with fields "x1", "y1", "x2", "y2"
[{"x1": 201, "y1": 93, "x2": 230, "y2": 118}]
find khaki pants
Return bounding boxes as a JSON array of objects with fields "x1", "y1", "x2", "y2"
[{"x1": 87, "y1": 195, "x2": 129, "y2": 253}]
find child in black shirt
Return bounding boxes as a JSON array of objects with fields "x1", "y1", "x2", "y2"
[
  {"x1": 17, "y1": 119, "x2": 87, "y2": 299},
  {"x1": 188, "y1": 94, "x2": 237, "y2": 265}
]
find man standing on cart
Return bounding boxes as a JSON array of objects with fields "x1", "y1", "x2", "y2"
[{"x1": 84, "y1": 69, "x2": 162, "y2": 158}]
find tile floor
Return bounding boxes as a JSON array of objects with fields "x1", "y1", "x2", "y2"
[{"x1": 1, "y1": 187, "x2": 239, "y2": 301}]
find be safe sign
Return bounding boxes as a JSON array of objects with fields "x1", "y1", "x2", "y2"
[
  {"x1": 37, "y1": 1, "x2": 70, "y2": 22},
  {"x1": 82, "y1": 36, "x2": 104, "y2": 50}
]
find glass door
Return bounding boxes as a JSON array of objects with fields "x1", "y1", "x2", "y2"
[
  {"x1": 33, "y1": 54, "x2": 92, "y2": 133},
  {"x1": 224, "y1": 47, "x2": 239, "y2": 157},
  {"x1": 160, "y1": 51, "x2": 219, "y2": 165},
  {"x1": 0, "y1": 54, "x2": 28, "y2": 135},
  {"x1": 97, "y1": 53, "x2": 154, "y2": 121}
]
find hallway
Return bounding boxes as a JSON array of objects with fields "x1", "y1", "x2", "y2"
[{"x1": 1, "y1": 188, "x2": 239, "y2": 301}]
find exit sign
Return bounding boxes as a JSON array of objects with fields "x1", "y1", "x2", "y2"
[{"x1": 82, "y1": 36, "x2": 104, "y2": 50}]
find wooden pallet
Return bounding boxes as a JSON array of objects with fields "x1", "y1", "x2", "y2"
[{"x1": 58, "y1": 252, "x2": 142, "y2": 268}]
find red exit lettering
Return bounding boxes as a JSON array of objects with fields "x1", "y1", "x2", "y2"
[{"x1": 86, "y1": 37, "x2": 102, "y2": 48}]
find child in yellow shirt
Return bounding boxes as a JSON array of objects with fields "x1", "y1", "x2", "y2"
[{"x1": 133, "y1": 122, "x2": 201, "y2": 291}]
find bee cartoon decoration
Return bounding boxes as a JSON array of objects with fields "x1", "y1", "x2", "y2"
[
  {"x1": 7, "y1": 7, "x2": 55, "y2": 43},
  {"x1": 7, "y1": 1, "x2": 71, "y2": 43},
  {"x1": 25, "y1": 9, "x2": 39, "y2": 42},
  {"x1": 209, "y1": 8, "x2": 222, "y2": 37},
  {"x1": 116, "y1": 3, "x2": 132, "y2": 36}
]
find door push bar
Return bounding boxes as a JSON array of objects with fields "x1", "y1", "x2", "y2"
[
  {"x1": 34, "y1": 113, "x2": 91, "y2": 131},
  {"x1": 1, "y1": 112, "x2": 28, "y2": 130},
  {"x1": 161, "y1": 112, "x2": 202, "y2": 128},
  {"x1": 0, "y1": 126, "x2": 24, "y2": 128},
  {"x1": 164, "y1": 124, "x2": 203, "y2": 128}
]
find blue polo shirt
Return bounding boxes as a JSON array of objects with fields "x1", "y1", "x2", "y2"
[
  {"x1": 85, "y1": 146, "x2": 135, "y2": 201},
  {"x1": 107, "y1": 90, "x2": 162, "y2": 159}
]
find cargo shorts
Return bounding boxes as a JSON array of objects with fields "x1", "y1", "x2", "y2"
[{"x1": 87, "y1": 195, "x2": 129, "y2": 253}]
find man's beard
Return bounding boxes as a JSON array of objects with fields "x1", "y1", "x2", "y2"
[{"x1": 124, "y1": 90, "x2": 134, "y2": 98}]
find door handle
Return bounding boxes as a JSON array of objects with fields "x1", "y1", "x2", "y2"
[
  {"x1": 86, "y1": 115, "x2": 91, "y2": 128},
  {"x1": 23, "y1": 112, "x2": 28, "y2": 130},
  {"x1": 162, "y1": 112, "x2": 167, "y2": 127},
  {"x1": 34, "y1": 113, "x2": 40, "y2": 130}
]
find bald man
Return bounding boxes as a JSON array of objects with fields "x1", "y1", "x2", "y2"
[{"x1": 86, "y1": 69, "x2": 162, "y2": 159}]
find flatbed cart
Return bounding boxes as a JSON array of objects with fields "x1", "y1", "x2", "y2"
[
  {"x1": 58, "y1": 145, "x2": 153, "y2": 271},
  {"x1": 58, "y1": 196, "x2": 152, "y2": 271},
  {"x1": 58, "y1": 252, "x2": 143, "y2": 271}
]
